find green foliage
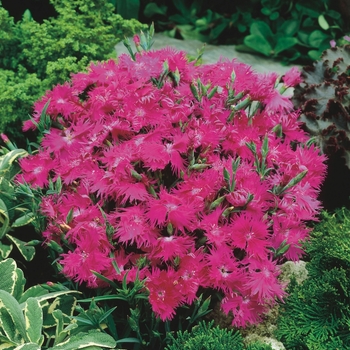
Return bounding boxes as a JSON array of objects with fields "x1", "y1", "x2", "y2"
[
  {"x1": 165, "y1": 320, "x2": 244, "y2": 350},
  {"x1": 0, "y1": 258, "x2": 119, "y2": 349},
  {"x1": 0, "y1": 0, "x2": 146, "y2": 145},
  {"x1": 275, "y1": 208, "x2": 350, "y2": 349},
  {"x1": 142, "y1": 0, "x2": 344, "y2": 64},
  {"x1": 0, "y1": 143, "x2": 36, "y2": 261},
  {"x1": 292, "y1": 44, "x2": 350, "y2": 169},
  {"x1": 164, "y1": 320, "x2": 273, "y2": 350},
  {"x1": 77, "y1": 267, "x2": 213, "y2": 349}
]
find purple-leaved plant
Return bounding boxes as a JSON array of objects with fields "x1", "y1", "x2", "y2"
[{"x1": 18, "y1": 32, "x2": 326, "y2": 327}]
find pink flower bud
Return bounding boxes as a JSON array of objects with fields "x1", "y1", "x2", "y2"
[
  {"x1": 133, "y1": 35, "x2": 141, "y2": 46},
  {"x1": 1, "y1": 133, "x2": 9, "y2": 143}
]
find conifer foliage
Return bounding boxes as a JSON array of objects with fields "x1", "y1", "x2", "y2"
[{"x1": 276, "y1": 208, "x2": 350, "y2": 349}]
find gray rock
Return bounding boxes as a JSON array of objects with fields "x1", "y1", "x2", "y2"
[{"x1": 115, "y1": 33, "x2": 299, "y2": 75}]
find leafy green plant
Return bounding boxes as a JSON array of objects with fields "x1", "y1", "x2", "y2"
[
  {"x1": 240, "y1": 0, "x2": 343, "y2": 62},
  {"x1": 292, "y1": 44, "x2": 350, "y2": 168},
  {"x1": 0, "y1": 257, "x2": 120, "y2": 349},
  {"x1": 77, "y1": 267, "x2": 213, "y2": 349},
  {"x1": 0, "y1": 136, "x2": 36, "y2": 261},
  {"x1": 275, "y1": 208, "x2": 350, "y2": 349},
  {"x1": 0, "y1": 0, "x2": 146, "y2": 145},
  {"x1": 164, "y1": 320, "x2": 273, "y2": 350},
  {"x1": 142, "y1": 0, "x2": 344, "y2": 64}
]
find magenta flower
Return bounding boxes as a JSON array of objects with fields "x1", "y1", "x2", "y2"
[
  {"x1": 146, "y1": 268, "x2": 184, "y2": 321},
  {"x1": 18, "y1": 39, "x2": 327, "y2": 327},
  {"x1": 282, "y1": 66, "x2": 302, "y2": 87}
]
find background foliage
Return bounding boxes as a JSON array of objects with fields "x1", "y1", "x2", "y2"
[
  {"x1": 0, "y1": 0, "x2": 146, "y2": 146},
  {"x1": 136, "y1": 0, "x2": 347, "y2": 64}
]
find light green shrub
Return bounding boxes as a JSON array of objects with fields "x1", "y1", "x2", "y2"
[{"x1": 0, "y1": 0, "x2": 146, "y2": 145}]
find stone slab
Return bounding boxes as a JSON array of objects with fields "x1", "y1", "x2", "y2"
[{"x1": 115, "y1": 33, "x2": 299, "y2": 76}]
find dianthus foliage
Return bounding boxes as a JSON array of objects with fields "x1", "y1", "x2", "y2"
[
  {"x1": 276, "y1": 208, "x2": 350, "y2": 349},
  {"x1": 0, "y1": 0, "x2": 146, "y2": 144},
  {"x1": 17, "y1": 33, "x2": 326, "y2": 328}
]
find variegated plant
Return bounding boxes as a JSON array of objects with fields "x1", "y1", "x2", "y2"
[
  {"x1": 0, "y1": 258, "x2": 121, "y2": 349},
  {"x1": 0, "y1": 136, "x2": 40, "y2": 261}
]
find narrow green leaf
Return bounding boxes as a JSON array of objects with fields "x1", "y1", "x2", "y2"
[
  {"x1": 276, "y1": 242, "x2": 290, "y2": 256},
  {"x1": 11, "y1": 212, "x2": 35, "y2": 228},
  {"x1": 52, "y1": 309, "x2": 64, "y2": 342},
  {"x1": 209, "y1": 195, "x2": 225, "y2": 210},
  {"x1": 12, "y1": 267, "x2": 26, "y2": 303},
  {"x1": 98, "y1": 306, "x2": 118, "y2": 324},
  {"x1": 65, "y1": 208, "x2": 74, "y2": 224},
  {"x1": 197, "y1": 295, "x2": 211, "y2": 317},
  {"x1": 282, "y1": 170, "x2": 308, "y2": 193},
  {"x1": 190, "y1": 82, "x2": 200, "y2": 102},
  {"x1": 90, "y1": 270, "x2": 118, "y2": 289},
  {"x1": 6, "y1": 235, "x2": 35, "y2": 262},
  {"x1": 116, "y1": 337, "x2": 140, "y2": 344},
  {"x1": 261, "y1": 135, "x2": 269, "y2": 158},
  {"x1": 23, "y1": 298, "x2": 43, "y2": 345},
  {"x1": 223, "y1": 168, "x2": 231, "y2": 187}
]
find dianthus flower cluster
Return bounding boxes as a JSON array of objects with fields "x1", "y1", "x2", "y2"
[{"x1": 19, "y1": 42, "x2": 326, "y2": 327}]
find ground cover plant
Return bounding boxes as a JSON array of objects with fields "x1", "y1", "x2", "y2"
[
  {"x1": 276, "y1": 208, "x2": 350, "y2": 349},
  {"x1": 9, "y1": 24, "x2": 328, "y2": 350}
]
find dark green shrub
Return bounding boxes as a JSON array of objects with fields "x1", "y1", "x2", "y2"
[
  {"x1": 275, "y1": 208, "x2": 350, "y2": 349},
  {"x1": 165, "y1": 320, "x2": 273, "y2": 350},
  {"x1": 141, "y1": 0, "x2": 344, "y2": 63},
  {"x1": 0, "y1": 0, "x2": 146, "y2": 145}
]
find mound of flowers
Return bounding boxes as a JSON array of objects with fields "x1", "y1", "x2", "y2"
[{"x1": 19, "y1": 37, "x2": 326, "y2": 327}]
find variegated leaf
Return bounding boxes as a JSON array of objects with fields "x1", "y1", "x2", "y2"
[
  {"x1": 11, "y1": 212, "x2": 35, "y2": 228},
  {"x1": 48, "y1": 329, "x2": 117, "y2": 349},
  {"x1": 0, "y1": 290, "x2": 27, "y2": 344},
  {"x1": 0, "y1": 259, "x2": 18, "y2": 295},
  {"x1": 18, "y1": 285, "x2": 48, "y2": 305},
  {"x1": 5, "y1": 235, "x2": 35, "y2": 262},
  {"x1": 0, "y1": 150, "x2": 28, "y2": 178},
  {"x1": 0, "y1": 242, "x2": 13, "y2": 260},
  {"x1": 0, "y1": 198, "x2": 10, "y2": 239},
  {"x1": 14, "y1": 343, "x2": 41, "y2": 350},
  {"x1": 23, "y1": 298, "x2": 43, "y2": 345}
]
